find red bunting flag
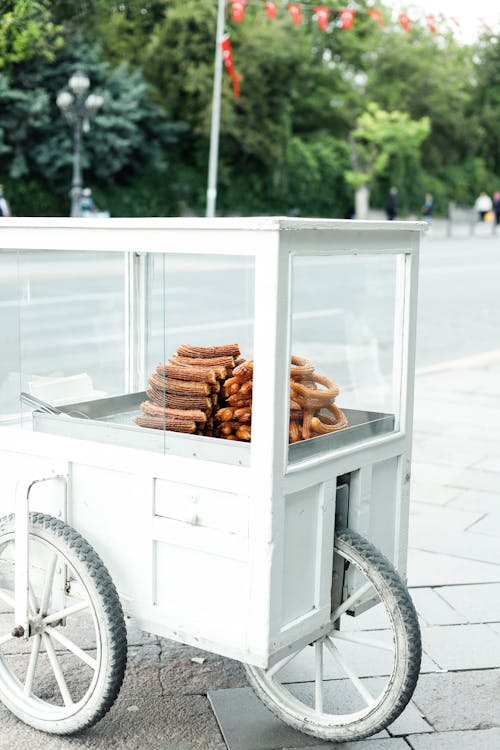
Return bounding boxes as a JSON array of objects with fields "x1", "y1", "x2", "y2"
[
  {"x1": 288, "y1": 3, "x2": 302, "y2": 24},
  {"x1": 479, "y1": 18, "x2": 493, "y2": 32},
  {"x1": 339, "y1": 8, "x2": 355, "y2": 30},
  {"x1": 221, "y1": 34, "x2": 242, "y2": 99},
  {"x1": 425, "y1": 15, "x2": 436, "y2": 33},
  {"x1": 449, "y1": 16, "x2": 461, "y2": 28},
  {"x1": 314, "y1": 6, "x2": 329, "y2": 31},
  {"x1": 399, "y1": 13, "x2": 411, "y2": 32},
  {"x1": 231, "y1": 0, "x2": 246, "y2": 23},
  {"x1": 264, "y1": 1, "x2": 277, "y2": 19},
  {"x1": 367, "y1": 9, "x2": 384, "y2": 26}
]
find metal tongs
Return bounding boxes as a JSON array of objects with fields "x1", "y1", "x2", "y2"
[{"x1": 20, "y1": 392, "x2": 90, "y2": 419}]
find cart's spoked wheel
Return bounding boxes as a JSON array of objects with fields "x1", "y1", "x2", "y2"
[
  {"x1": 245, "y1": 528, "x2": 421, "y2": 743},
  {"x1": 0, "y1": 513, "x2": 127, "y2": 735}
]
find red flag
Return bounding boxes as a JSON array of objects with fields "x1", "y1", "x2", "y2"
[
  {"x1": 231, "y1": 0, "x2": 246, "y2": 23},
  {"x1": 288, "y1": 3, "x2": 301, "y2": 25},
  {"x1": 479, "y1": 18, "x2": 493, "y2": 32},
  {"x1": 426, "y1": 15, "x2": 436, "y2": 33},
  {"x1": 314, "y1": 6, "x2": 329, "y2": 31},
  {"x1": 399, "y1": 13, "x2": 411, "y2": 32},
  {"x1": 221, "y1": 34, "x2": 242, "y2": 99},
  {"x1": 449, "y1": 16, "x2": 461, "y2": 28},
  {"x1": 264, "y1": 1, "x2": 277, "y2": 19},
  {"x1": 339, "y1": 8, "x2": 355, "y2": 30},
  {"x1": 367, "y1": 9, "x2": 384, "y2": 26}
]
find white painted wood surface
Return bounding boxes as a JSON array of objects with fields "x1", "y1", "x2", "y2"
[{"x1": 0, "y1": 218, "x2": 423, "y2": 667}]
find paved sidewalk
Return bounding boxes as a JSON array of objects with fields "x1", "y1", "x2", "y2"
[{"x1": 1, "y1": 353, "x2": 499, "y2": 750}]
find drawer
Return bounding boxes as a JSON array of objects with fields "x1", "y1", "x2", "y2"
[{"x1": 154, "y1": 479, "x2": 249, "y2": 537}]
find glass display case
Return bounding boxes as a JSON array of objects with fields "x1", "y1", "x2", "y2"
[{"x1": 0, "y1": 216, "x2": 422, "y2": 639}]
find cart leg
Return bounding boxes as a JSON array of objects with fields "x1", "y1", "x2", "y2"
[{"x1": 13, "y1": 475, "x2": 66, "y2": 639}]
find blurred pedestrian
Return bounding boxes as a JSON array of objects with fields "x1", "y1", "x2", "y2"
[
  {"x1": 422, "y1": 192, "x2": 433, "y2": 223},
  {"x1": 385, "y1": 187, "x2": 398, "y2": 220},
  {"x1": 474, "y1": 191, "x2": 492, "y2": 222},
  {"x1": 0, "y1": 185, "x2": 11, "y2": 217},
  {"x1": 80, "y1": 188, "x2": 96, "y2": 216},
  {"x1": 493, "y1": 192, "x2": 500, "y2": 225}
]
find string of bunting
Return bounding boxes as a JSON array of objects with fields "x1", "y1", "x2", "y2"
[
  {"x1": 221, "y1": 2, "x2": 496, "y2": 99},
  {"x1": 228, "y1": 1, "x2": 495, "y2": 35}
]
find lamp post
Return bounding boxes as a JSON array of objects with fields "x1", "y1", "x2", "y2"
[{"x1": 56, "y1": 71, "x2": 103, "y2": 217}]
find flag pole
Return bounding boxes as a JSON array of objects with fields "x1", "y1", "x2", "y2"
[{"x1": 206, "y1": 0, "x2": 226, "y2": 217}]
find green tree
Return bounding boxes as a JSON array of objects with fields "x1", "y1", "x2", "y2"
[
  {"x1": 346, "y1": 103, "x2": 430, "y2": 217},
  {"x1": 0, "y1": 0, "x2": 63, "y2": 69},
  {"x1": 0, "y1": 41, "x2": 185, "y2": 216},
  {"x1": 471, "y1": 30, "x2": 500, "y2": 183}
]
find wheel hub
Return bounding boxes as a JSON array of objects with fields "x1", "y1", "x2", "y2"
[{"x1": 28, "y1": 615, "x2": 45, "y2": 636}]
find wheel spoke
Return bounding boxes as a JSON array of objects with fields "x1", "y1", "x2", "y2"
[
  {"x1": 46, "y1": 626, "x2": 97, "y2": 670},
  {"x1": 40, "y1": 553, "x2": 58, "y2": 615},
  {"x1": 331, "y1": 580, "x2": 373, "y2": 623},
  {"x1": 42, "y1": 599, "x2": 90, "y2": 625},
  {"x1": 24, "y1": 634, "x2": 41, "y2": 696},
  {"x1": 324, "y1": 637, "x2": 374, "y2": 707},
  {"x1": 332, "y1": 630, "x2": 394, "y2": 653},
  {"x1": 42, "y1": 632, "x2": 73, "y2": 706},
  {"x1": 314, "y1": 641, "x2": 323, "y2": 712}
]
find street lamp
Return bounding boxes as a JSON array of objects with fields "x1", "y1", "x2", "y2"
[{"x1": 56, "y1": 71, "x2": 103, "y2": 217}]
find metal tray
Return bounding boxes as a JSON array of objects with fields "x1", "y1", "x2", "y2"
[
  {"x1": 32, "y1": 392, "x2": 394, "y2": 466},
  {"x1": 33, "y1": 392, "x2": 250, "y2": 466},
  {"x1": 288, "y1": 409, "x2": 395, "y2": 463}
]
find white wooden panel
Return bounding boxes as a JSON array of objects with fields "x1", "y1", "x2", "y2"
[
  {"x1": 369, "y1": 456, "x2": 400, "y2": 565},
  {"x1": 154, "y1": 479, "x2": 249, "y2": 537},
  {"x1": 281, "y1": 486, "x2": 320, "y2": 624},
  {"x1": 154, "y1": 541, "x2": 249, "y2": 645},
  {"x1": 69, "y1": 464, "x2": 153, "y2": 606},
  {"x1": 152, "y1": 516, "x2": 248, "y2": 563}
]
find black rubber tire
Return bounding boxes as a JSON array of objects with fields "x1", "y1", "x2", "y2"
[
  {"x1": 0, "y1": 513, "x2": 127, "y2": 734},
  {"x1": 245, "y1": 527, "x2": 422, "y2": 743}
]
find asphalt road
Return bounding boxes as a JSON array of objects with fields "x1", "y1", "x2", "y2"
[
  {"x1": 416, "y1": 232, "x2": 500, "y2": 369},
  {"x1": 0, "y1": 232, "x2": 499, "y2": 413}
]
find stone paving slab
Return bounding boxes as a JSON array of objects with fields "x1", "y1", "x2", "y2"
[
  {"x1": 409, "y1": 588, "x2": 468, "y2": 626},
  {"x1": 409, "y1": 502, "x2": 482, "y2": 532},
  {"x1": 471, "y1": 458, "x2": 500, "y2": 473},
  {"x1": 467, "y1": 513, "x2": 500, "y2": 537},
  {"x1": 282, "y1": 741, "x2": 409, "y2": 750},
  {"x1": 421, "y1": 624, "x2": 500, "y2": 670},
  {"x1": 407, "y1": 549, "x2": 500, "y2": 587},
  {"x1": 409, "y1": 482, "x2": 460, "y2": 506},
  {"x1": 412, "y1": 669, "x2": 500, "y2": 732},
  {"x1": 436, "y1": 583, "x2": 500, "y2": 623},
  {"x1": 409, "y1": 525, "x2": 500, "y2": 566},
  {"x1": 407, "y1": 727, "x2": 500, "y2": 749},
  {"x1": 449, "y1": 469, "x2": 500, "y2": 495},
  {"x1": 208, "y1": 686, "x2": 393, "y2": 750},
  {"x1": 412, "y1": 436, "x2": 495, "y2": 468},
  {"x1": 448, "y1": 489, "x2": 500, "y2": 514}
]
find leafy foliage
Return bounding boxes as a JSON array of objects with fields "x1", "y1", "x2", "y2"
[
  {"x1": 0, "y1": 0, "x2": 498, "y2": 217},
  {"x1": 0, "y1": 0, "x2": 63, "y2": 69}
]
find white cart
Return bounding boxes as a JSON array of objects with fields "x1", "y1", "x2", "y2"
[{"x1": 0, "y1": 218, "x2": 423, "y2": 742}]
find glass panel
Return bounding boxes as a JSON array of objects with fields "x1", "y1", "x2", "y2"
[
  {"x1": 0, "y1": 250, "x2": 125, "y2": 427},
  {"x1": 145, "y1": 253, "x2": 254, "y2": 461},
  {"x1": 1, "y1": 248, "x2": 255, "y2": 465},
  {"x1": 288, "y1": 254, "x2": 402, "y2": 464}
]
